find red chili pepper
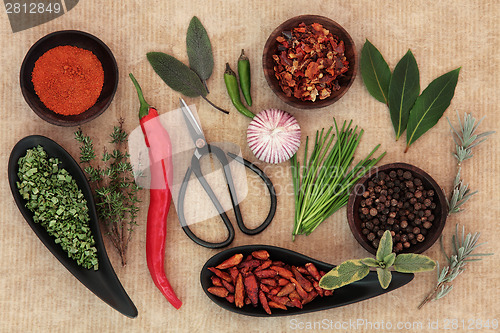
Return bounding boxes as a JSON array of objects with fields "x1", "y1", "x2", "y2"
[{"x1": 129, "y1": 73, "x2": 182, "y2": 309}]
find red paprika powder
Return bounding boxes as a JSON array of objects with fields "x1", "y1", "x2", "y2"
[{"x1": 31, "y1": 45, "x2": 104, "y2": 116}]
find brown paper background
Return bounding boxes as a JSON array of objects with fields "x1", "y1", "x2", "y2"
[{"x1": 1, "y1": 1, "x2": 498, "y2": 332}]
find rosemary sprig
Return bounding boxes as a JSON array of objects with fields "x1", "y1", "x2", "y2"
[
  {"x1": 74, "y1": 119, "x2": 141, "y2": 266},
  {"x1": 418, "y1": 224, "x2": 492, "y2": 309},
  {"x1": 447, "y1": 111, "x2": 495, "y2": 165},
  {"x1": 446, "y1": 111, "x2": 494, "y2": 214}
]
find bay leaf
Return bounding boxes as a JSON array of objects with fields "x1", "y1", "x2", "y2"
[
  {"x1": 406, "y1": 68, "x2": 461, "y2": 151},
  {"x1": 388, "y1": 50, "x2": 420, "y2": 139},
  {"x1": 186, "y1": 16, "x2": 214, "y2": 83},
  {"x1": 147, "y1": 52, "x2": 207, "y2": 98},
  {"x1": 360, "y1": 39, "x2": 392, "y2": 104}
]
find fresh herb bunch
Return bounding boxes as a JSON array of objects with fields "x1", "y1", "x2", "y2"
[
  {"x1": 291, "y1": 119, "x2": 385, "y2": 239},
  {"x1": 74, "y1": 120, "x2": 140, "y2": 266},
  {"x1": 360, "y1": 39, "x2": 460, "y2": 152},
  {"x1": 419, "y1": 224, "x2": 492, "y2": 308},
  {"x1": 17, "y1": 146, "x2": 99, "y2": 270},
  {"x1": 319, "y1": 230, "x2": 435, "y2": 290},
  {"x1": 147, "y1": 16, "x2": 228, "y2": 114},
  {"x1": 446, "y1": 111, "x2": 494, "y2": 214}
]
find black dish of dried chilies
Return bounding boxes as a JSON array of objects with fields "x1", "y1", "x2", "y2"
[{"x1": 348, "y1": 163, "x2": 447, "y2": 255}]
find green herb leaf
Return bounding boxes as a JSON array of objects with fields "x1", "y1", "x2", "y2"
[
  {"x1": 376, "y1": 230, "x2": 393, "y2": 261},
  {"x1": 388, "y1": 50, "x2": 420, "y2": 139},
  {"x1": 319, "y1": 259, "x2": 370, "y2": 290},
  {"x1": 377, "y1": 267, "x2": 392, "y2": 289},
  {"x1": 360, "y1": 39, "x2": 392, "y2": 104},
  {"x1": 360, "y1": 258, "x2": 380, "y2": 268},
  {"x1": 394, "y1": 253, "x2": 436, "y2": 273},
  {"x1": 384, "y1": 253, "x2": 396, "y2": 267},
  {"x1": 186, "y1": 16, "x2": 214, "y2": 83},
  {"x1": 147, "y1": 52, "x2": 207, "y2": 98},
  {"x1": 406, "y1": 68, "x2": 461, "y2": 151}
]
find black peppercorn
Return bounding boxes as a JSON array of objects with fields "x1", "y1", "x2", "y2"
[{"x1": 367, "y1": 233, "x2": 375, "y2": 241}]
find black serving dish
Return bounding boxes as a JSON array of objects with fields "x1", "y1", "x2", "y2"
[
  {"x1": 200, "y1": 245, "x2": 414, "y2": 317},
  {"x1": 20, "y1": 30, "x2": 118, "y2": 126},
  {"x1": 8, "y1": 135, "x2": 137, "y2": 318}
]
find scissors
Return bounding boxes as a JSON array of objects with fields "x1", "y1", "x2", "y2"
[{"x1": 177, "y1": 98, "x2": 277, "y2": 249}]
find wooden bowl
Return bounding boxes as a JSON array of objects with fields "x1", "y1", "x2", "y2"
[
  {"x1": 347, "y1": 163, "x2": 447, "y2": 255},
  {"x1": 20, "y1": 30, "x2": 118, "y2": 127},
  {"x1": 262, "y1": 15, "x2": 356, "y2": 109}
]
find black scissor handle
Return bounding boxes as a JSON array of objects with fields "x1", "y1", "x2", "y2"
[
  {"x1": 177, "y1": 165, "x2": 235, "y2": 249},
  {"x1": 226, "y1": 152, "x2": 277, "y2": 235},
  {"x1": 178, "y1": 145, "x2": 277, "y2": 249}
]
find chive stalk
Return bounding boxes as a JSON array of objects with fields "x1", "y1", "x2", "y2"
[{"x1": 291, "y1": 119, "x2": 386, "y2": 239}]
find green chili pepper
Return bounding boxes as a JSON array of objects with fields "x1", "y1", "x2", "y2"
[
  {"x1": 224, "y1": 63, "x2": 255, "y2": 119},
  {"x1": 237, "y1": 49, "x2": 252, "y2": 106}
]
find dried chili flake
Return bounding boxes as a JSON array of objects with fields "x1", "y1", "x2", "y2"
[{"x1": 273, "y1": 22, "x2": 349, "y2": 102}]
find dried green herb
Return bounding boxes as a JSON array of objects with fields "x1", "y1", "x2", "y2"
[
  {"x1": 405, "y1": 68, "x2": 460, "y2": 152},
  {"x1": 186, "y1": 16, "x2": 214, "y2": 88},
  {"x1": 419, "y1": 225, "x2": 492, "y2": 308},
  {"x1": 75, "y1": 120, "x2": 140, "y2": 266},
  {"x1": 388, "y1": 50, "x2": 419, "y2": 140},
  {"x1": 360, "y1": 39, "x2": 391, "y2": 104},
  {"x1": 319, "y1": 230, "x2": 435, "y2": 290},
  {"x1": 17, "y1": 146, "x2": 99, "y2": 270}
]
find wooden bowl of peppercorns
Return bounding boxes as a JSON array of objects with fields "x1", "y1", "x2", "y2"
[{"x1": 347, "y1": 163, "x2": 447, "y2": 255}]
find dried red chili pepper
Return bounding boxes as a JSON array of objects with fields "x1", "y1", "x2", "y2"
[
  {"x1": 129, "y1": 73, "x2": 182, "y2": 309},
  {"x1": 273, "y1": 22, "x2": 349, "y2": 102}
]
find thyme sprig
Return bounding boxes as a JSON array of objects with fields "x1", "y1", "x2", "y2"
[
  {"x1": 74, "y1": 119, "x2": 140, "y2": 266},
  {"x1": 446, "y1": 111, "x2": 494, "y2": 215},
  {"x1": 418, "y1": 224, "x2": 492, "y2": 309}
]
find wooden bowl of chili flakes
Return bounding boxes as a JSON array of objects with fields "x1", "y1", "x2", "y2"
[{"x1": 263, "y1": 15, "x2": 356, "y2": 109}]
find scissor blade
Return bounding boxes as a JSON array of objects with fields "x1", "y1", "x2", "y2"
[{"x1": 180, "y1": 98, "x2": 205, "y2": 145}]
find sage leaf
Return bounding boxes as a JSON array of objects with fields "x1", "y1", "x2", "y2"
[
  {"x1": 406, "y1": 68, "x2": 461, "y2": 151},
  {"x1": 147, "y1": 52, "x2": 207, "y2": 98},
  {"x1": 361, "y1": 258, "x2": 380, "y2": 268},
  {"x1": 388, "y1": 50, "x2": 420, "y2": 139},
  {"x1": 377, "y1": 267, "x2": 392, "y2": 289},
  {"x1": 360, "y1": 39, "x2": 392, "y2": 104},
  {"x1": 383, "y1": 253, "x2": 396, "y2": 267},
  {"x1": 186, "y1": 16, "x2": 214, "y2": 83},
  {"x1": 394, "y1": 253, "x2": 436, "y2": 273},
  {"x1": 319, "y1": 259, "x2": 370, "y2": 290},
  {"x1": 376, "y1": 230, "x2": 393, "y2": 262}
]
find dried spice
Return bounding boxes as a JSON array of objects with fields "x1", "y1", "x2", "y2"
[
  {"x1": 273, "y1": 22, "x2": 349, "y2": 102},
  {"x1": 358, "y1": 170, "x2": 437, "y2": 252},
  {"x1": 206, "y1": 250, "x2": 334, "y2": 314},
  {"x1": 17, "y1": 146, "x2": 99, "y2": 270},
  {"x1": 32, "y1": 45, "x2": 104, "y2": 116}
]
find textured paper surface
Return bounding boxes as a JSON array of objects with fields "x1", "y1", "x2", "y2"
[{"x1": 1, "y1": 1, "x2": 498, "y2": 332}]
